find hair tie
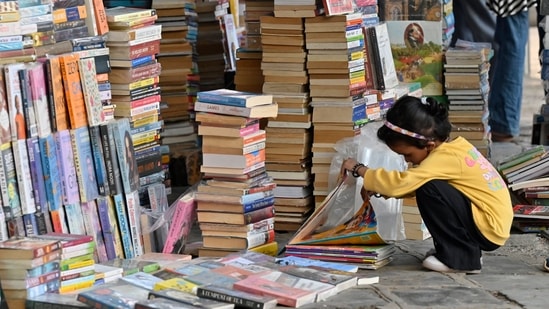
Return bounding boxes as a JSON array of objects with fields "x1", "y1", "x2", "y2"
[{"x1": 384, "y1": 121, "x2": 433, "y2": 140}]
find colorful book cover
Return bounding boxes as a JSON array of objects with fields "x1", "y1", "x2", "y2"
[
  {"x1": 28, "y1": 62, "x2": 52, "y2": 138},
  {"x1": 0, "y1": 236, "x2": 61, "y2": 259},
  {"x1": 80, "y1": 200, "x2": 108, "y2": 263},
  {"x1": 18, "y1": 66, "x2": 39, "y2": 139},
  {"x1": 0, "y1": 64, "x2": 11, "y2": 145},
  {"x1": 26, "y1": 137, "x2": 47, "y2": 213},
  {"x1": 162, "y1": 194, "x2": 195, "y2": 254},
  {"x1": 124, "y1": 190, "x2": 143, "y2": 257},
  {"x1": 54, "y1": 129, "x2": 80, "y2": 205},
  {"x1": 77, "y1": 281, "x2": 150, "y2": 309},
  {"x1": 95, "y1": 196, "x2": 117, "y2": 260},
  {"x1": 4, "y1": 62, "x2": 27, "y2": 141},
  {"x1": 88, "y1": 125, "x2": 108, "y2": 196},
  {"x1": 49, "y1": 208, "x2": 69, "y2": 233},
  {"x1": 12, "y1": 139, "x2": 36, "y2": 215},
  {"x1": 113, "y1": 193, "x2": 134, "y2": 259},
  {"x1": 122, "y1": 271, "x2": 163, "y2": 290},
  {"x1": 70, "y1": 126, "x2": 99, "y2": 202},
  {"x1": 64, "y1": 203, "x2": 86, "y2": 236},
  {"x1": 0, "y1": 142, "x2": 21, "y2": 219},
  {"x1": 111, "y1": 118, "x2": 139, "y2": 193},
  {"x1": 38, "y1": 134, "x2": 63, "y2": 211},
  {"x1": 106, "y1": 195, "x2": 124, "y2": 259},
  {"x1": 100, "y1": 121, "x2": 123, "y2": 195},
  {"x1": 44, "y1": 56, "x2": 69, "y2": 132},
  {"x1": 197, "y1": 88, "x2": 273, "y2": 108},
  {"x1": 78, "y1": 57, "x2": 105, "y2": 126},
  {"x1": 59, "y1": 53, "x2": 88, "y2": 129},
  {"x1": 385, "y1": 20, "x2": 444, "y2": 96}
]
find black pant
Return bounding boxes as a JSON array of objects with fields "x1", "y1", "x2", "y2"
[{"x1": 416, "y1": 180, "x2": 499, "y2": 270}]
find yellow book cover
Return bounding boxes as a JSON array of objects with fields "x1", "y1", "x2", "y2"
[{"x1": 153, "y1": 277, "x2": 198, "y2": 294}]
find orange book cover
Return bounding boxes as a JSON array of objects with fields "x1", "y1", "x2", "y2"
[
  {"x1": 59, "y1": 53, "x2": 88, "y2": 129},
  {"x1": 93, "y1": 0, "x2": 109, "y2": 35}
]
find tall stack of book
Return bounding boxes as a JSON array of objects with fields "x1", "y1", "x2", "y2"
[
  {"x1": 259, "y1": 11, "x2": 315, "y2": 230},
  {"x1": 444, "y1": 40, "x2": 493, "y2": 156},
  {"x1": 194, "y1": 88, "x2": 279, "y2": 257},
  {"x1": 0, "y1": 237, "x2": 62, "y2": 308},
  {"x1": 305, "y1": 12, "x2": 368, "y2": 205},
  {"x1": 234, "y1": 0, "x2": 274, "y2": 93}
]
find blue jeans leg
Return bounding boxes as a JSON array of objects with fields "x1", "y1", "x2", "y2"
[{"x1": 488, "y1": 11, "x2": 529, "y2": 137}]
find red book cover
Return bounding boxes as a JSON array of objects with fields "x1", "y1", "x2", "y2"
[{"x1": 0, "y1": 236, "x2": 61, "y2": 259}]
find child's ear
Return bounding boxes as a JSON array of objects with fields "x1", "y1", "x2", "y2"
[{"x1": 426, "y1": 141, "x2": 437, "y2": 151}]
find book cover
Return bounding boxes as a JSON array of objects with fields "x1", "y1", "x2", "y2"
[
  {"x1": 12, "y1": 138, "x2": 36, "y2": 214},
  {"x1": 100, "y1": 121, "x2": 123, "y2": 195},
  {"x1": 78, "y1": 57, "x2": 105, "y2": 126},
  {"x1": 26, "y1": 137, "x2": 47, "y2": 212},
  {"x1": 28, "y1": 62, "x2": 52, "y2": 138},
  {"x1": 44, "y1": 56, "x2": 70, "y2": 132},
  {"x1": 0, "y1": 64, "x2": 11, "y2": 145},
  {"x1": 70, "y1": 126, "x2": 100, "y2": 202},
  {"x1": 18, "y1": 66, "x2": 38, "y2": 140},
  {"x1": 100, "y1": 258, "x2": 160, "y2": 275},
  {"x1": 0, "y1": 236, "x2": 60, "y2": 259},
  {"x1": 113, "y1": 193, "x2": 134, "y2": 259},
  {"x1": 148, "y1": 289, "x2": 234, "y2": 309},
  {"x1": 162, "y1": 194, "x2": 195, "y2": 254},
  {"x1": 385, "y1": 20, "x2": 444, "y2": 96},
  {"x1": 194, "y1": 101, "x2": 278, "y2": 118},
  {"x1": 105, "y1": 7, "x2": 157, "y2": 22},
  {"x1": 38, "y1": 134, "x2": 63, "y2": 211},
  {"x1": 96, "y1": 196, "x2": 117, "y2": 260},
  {"x1": 88, "y1": 125, "x2": 108, "y2": 196},
  {"x1": 121, "y1": 271, "x2": 164, "y2": 290},
  {"x1": 196, "y1": 284, "x2": 278, "y2": 309},
  {"x1": 152, "y1": 277, "x2": 199, "y2": 293},
  {"x1": 0, "y1": 143, "x2": 21, "y2": 219},
  {"x1": 124, "y1": 190, "x2": 144, "y2": 257},
  {"x1": 0, "y1": 260, "x2": 59, "y2": 280},
  {"x1": 80, "y1": 200, "x2": 108, "y2": 263},
  {"x1": 64, "y1": 203, "x2": 86, "y2": 236},
  {"x1": 54, "y1": 129, "x2": 80, "y2": 205},
  {"x1": 111, "y1": 118, "x2": 139, "y2": 193},
  {"x1": 232, "y1": 275, "x2": 317, "y2": 307},
  {"x1": 4, "y1": 62, "x2": 27, "y2": 141},
  {"x1": 77, "y1": 281, "x2": 150, "y2": 309},
  {"x1": 322, "y1": 0, "x2": 354, "y2": 16},
  {"x1": 35, "y1": 232, "x2": 94, "y2": 250},
  {"x1": 277, "y1": 264, "x2": 357, "y2": 292},
  {"x1": 59, "y1": 53, "x2": 88, "y2": 129},
  {"x1": 105, "y1": 195, "x2": 125, "y2": 259}
]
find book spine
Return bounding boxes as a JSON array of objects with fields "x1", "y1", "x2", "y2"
[
  {"x1": 106, "y1": 195, "x2": 125, "y2": 258},
  {"x1": 49, "y1": 208, "x2": 69, "y2": 233},
  {"x1": 95, "y1": 196, "x2": 117, "y2": 260},
  {"x1": 64, "y1": 203, "x2": 86, "y2": 235},
  {"x1": 88, "y1": 125, "x2": 108, "y2": 196},
  {"x1": 113, "y1": 193, "x2": 134, "y2": 259},
  {"x1": 80, "y1": 200, "x2": 108, "y2": 263},
  {"x1": 107, "y1": 8, "x2": 156, "y2": 22},
  {"x1": 110, "y1": 24, "x2": 162, "y2": 41},
  {"x1": 0, "y1": 143, "x2": 20, "y2": 219},
  {"x1": 136, "y1": 153, "x2": 162, "y2": 177},
  {"x1": 92, "y1": 0, "x2": 108, "y2": 35},
  {"x1": 55, "y1": 130, "x2": 80, "y2": 205},
  {"x1": 38, "y1": 135, "x2": 63, "y2": 211},
  {"x1": 194, "y1": 101, "x2": 255, "y2": 117},
  {"x1": 18, "y1": 68, "x2": 39, "y2": 139},
  {"x1": 26, "y1": 137, "x2": 47, "y2": 212},
  {"x1": 124, "y1": 190, "x2": 144, "y2": 257},
  {"x1": 110, "y1": 62, "x2": 161, "y2": 83},
  {"x1": 45, "y1": 57, "x2": 69, "y2": 132},
  {"x1": 22, "y1": 213, "x2": 38, "y2": 236},
  {"x1": 114, "y1": 40, "x2": 161, "y2": 60},
  {"x1": 245, "y1": 205, "x2": 275, "y2": 224},
  {"x1": 4, "y1": 63, "x2": 26, "y2": 141},
  {"x1": 78, "y1": 57, "x2": 104, "y2": 126},
  {"x1": 196, "y1": 286, "x2": 266, "y2": 309},
  {"x1": 113, "y1": 94, "x2": 161, "y2": 109},
  {"x1": 59, "y1": 53, "x2": 88, "y2": 129},
  {"x1": 6, "y1": 216, "x2": 25, "y2": 237},
  {"x1": 28, "y1": 63, "x2": 52, "y2": 138},
  {"x1": 243, "y1": 196, "x2": 275, "y2": 213},
  {"x1": 99, "y1": 123, "x2": 120, "y2": 195},
  {"x1": 12, "y1": 139, "x2": 36, "y2": 214}
]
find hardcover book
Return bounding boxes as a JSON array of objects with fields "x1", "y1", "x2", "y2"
[
  {"x1": 197, "y1": 88, "x2": 273, "y2": 108},
  {"x1": 59, "y1": 53, "x2": 88, "y2": 129},
  {"x1": 54, "y1": 130, "x2": 80, "y2": 205}
]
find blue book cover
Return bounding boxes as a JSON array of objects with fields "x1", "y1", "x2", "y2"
[
  {"x1": 96, "y1": 196, "x2": 117, "y2": 261},
  {"x1": 197, "y1": 88, "x2": 273, "y2": 108},
  {"x1": 88, "y1": 125, "x2": 109, "y2": 196},
  {"x1": 54, "y1": 130, "x2": 80, "y2": 205},
  {"x1": 26, "y1": 137, "x2": 47, "y2": 212},
  {"x1": 113, "y1": 193, "x2": 134, "y2": 259},
  {"x1": 64, "y1": 203, "x2": 86, "y2": 235},
  {"x1": 22, "y1": 213, "x2": 39, "y2": 236},
  {"x1": 111, "y1": 118, "x2": 139, "y2": 194},
  {"x1": 38, "y1": 135, "x2": 62, "y2": 211},
  {"x1": 70, "y1": 126, "x2": 99, "y2": 202},
  {"x1": 274, "y1": 256, "x2": 359, "y2": 273},
  {"x1": 0, "y1": 142, "x2": 21, "y2": 219},
  {"x1": 243, "y1": 195, "x2": 275, "y2": 213},
  {"x1": 80, "y1": 200, "x2": 108, "y2": 263}
]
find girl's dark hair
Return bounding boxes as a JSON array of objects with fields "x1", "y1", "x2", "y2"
[{"x1": 377, "y1": 95, "x2": 452, "y2": 148}]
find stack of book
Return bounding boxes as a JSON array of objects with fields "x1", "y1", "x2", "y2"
[
  {"x1": 497, "y1": 145, "x2": 549, "y2": 187},
  {"x1": 444, "y1": 40, "x2": 493, "y2": 156},
  {"x1": 0, "y1": 237, "x2": 62, "y2": 308},
  {"x1": 401, "y1": 197, "x2": 432, "y2": 240},
  {"x1": 94, "y1": 263, "x2": 123, "y2": 285},
  {"x1": 305, "y1": 12, "x2": 368, "y2": 205},
  {"x1": 194, "y1": 88, "x2": 279, "y2": 257}
]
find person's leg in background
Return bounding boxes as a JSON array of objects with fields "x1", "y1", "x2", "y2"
[{"x1": 489, "y1": 11, "x2": 530, "y2": 141}]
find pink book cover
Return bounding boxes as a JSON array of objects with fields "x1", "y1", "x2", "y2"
[
  {"x1": 80, "y1": 200, "x2": 109, "y2": 263},
  {"x1": 28, "y1": 62, "x2": 52, "y2": 138},
  {"x1": 162, "y1": 194, "x2": 196, "y2": 254},
  {"x1": 78, "y1": 57, "x2": 105, "y2": 126},
  {"x1": 54, "y1": 130, "x2": 80, "y2": 205},
  {"x1": 233, "y1": 275, "x2": 317, "y2": 307}
]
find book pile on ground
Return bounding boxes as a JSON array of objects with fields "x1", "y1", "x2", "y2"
[
  {"x1": 33, "y1": 233, "x2": 96, "y2": 294},
  {"x1": 0, "y1": 237, "x2": 62, "y2": 308},
  {"x1": 305, "y1": 13, "x2": 370, "y2": 206},
  {"x1": 401, "y1": 197, "x2": 432, "y2": 240},
  {"x1": 444, "y1": 39, "x2": 493, "y2": 156},
  {"x1": 497, "y1": 145, "x2": 549, "y2": 186},
  {"x1": 194, "y1": 89, "x2": 279, "y2": 257}
]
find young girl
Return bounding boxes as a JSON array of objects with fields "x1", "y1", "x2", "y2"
[{"x1": 342, "y1": 95, "x2": 513, "y2": 273}]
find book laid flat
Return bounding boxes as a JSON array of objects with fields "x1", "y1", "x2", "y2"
[
  {"x1": 0, "y1": 236, "x2": 61, "y2": 259},
  {"x1": 197, "y1": 88, "x2": 274, "y2": 108}
]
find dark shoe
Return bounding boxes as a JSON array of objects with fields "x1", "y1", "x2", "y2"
[
  {"x1": 544, "y1": 258, "x2": 549, "y2": 272},
  {"x1": 491, "y1": 132, "x2": 515, "y2": 143}
]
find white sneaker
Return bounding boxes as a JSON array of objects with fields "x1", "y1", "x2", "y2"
[{"x1": 422, "y1": 255, "x2": 481, "y2": 274}]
